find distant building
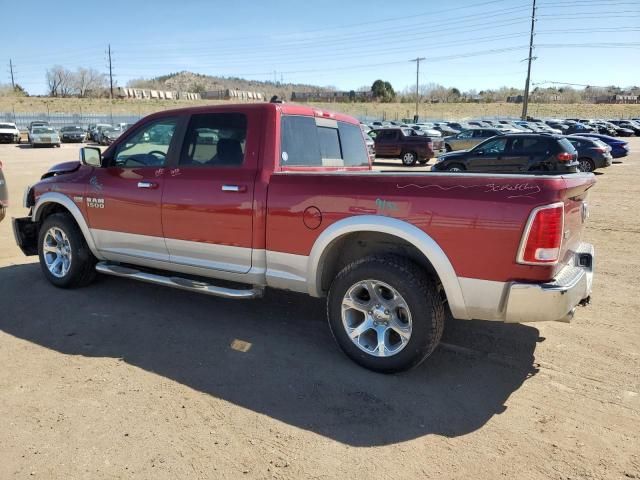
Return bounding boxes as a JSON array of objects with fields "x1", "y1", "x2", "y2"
[
  {"x1": 595, "y1": 94, "x2": 639, "y2": 104},
  {"x1": 201, "y1": 89, "x2": 264, "y2": 101},
  {"x1": 115, "y1": 86, "x2": 200, "y2": 100},
  {"x1": 291, "y1": 90, "x2": 373, "y2": 102}
]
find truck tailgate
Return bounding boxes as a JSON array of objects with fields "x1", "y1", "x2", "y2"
[{"x1": 557, "y1": 174, "x2": 596, "y2": 273}]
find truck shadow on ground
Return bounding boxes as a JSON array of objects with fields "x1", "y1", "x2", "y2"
[{"x1": 0, "y1": 263, "x2": 541, "y2": 447}]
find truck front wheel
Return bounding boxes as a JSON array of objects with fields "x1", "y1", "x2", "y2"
[
  {"x1": 327, "y1": 255, "x2": 444, "y2": 373},
  {"x1": 38, "y1": 213, "x2": 97, "y2": 288}
]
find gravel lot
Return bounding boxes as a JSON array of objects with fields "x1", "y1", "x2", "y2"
[{"x1": 0, "y1": 140, "x2": 638, "y2": 479}]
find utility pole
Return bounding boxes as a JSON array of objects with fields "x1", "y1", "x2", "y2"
[
  {"x1": 410, "y1": 57, "x2": 425, "y2": 122},
  {"x1": 108, "y1": 44, "x2": 114, "y2": 99},
  {"x1": 9, "y1": 59, "x2": 15, "y2": 89},
  {"x1": 521, "y1": 0, "x2": 537, "y2": 120}
]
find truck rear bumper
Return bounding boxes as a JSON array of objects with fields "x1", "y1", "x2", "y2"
[
  {"x1": 504, "y1": 242, "x2": 594, "y2": 323},
  {"x1": 456, "y1": 242, "x2": 594, "y2": 323}
]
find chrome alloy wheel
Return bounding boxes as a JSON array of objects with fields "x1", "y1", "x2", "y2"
[
  {"x1": 402, "y1": 152, "x2": 416, "y2": 165},
  {"x1": 341, "y1": 280, "x2": 412, "y2": 357},
  {"x1": 578, "y1": 159, "x2": 593, "y2": 172},
  {"x1": 43, "y1": 227, "x2": 72, "y2": 278}
]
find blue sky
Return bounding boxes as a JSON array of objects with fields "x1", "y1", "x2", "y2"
[{"x1": 1, "y1": 0, "x2": 639, "y2": 95}]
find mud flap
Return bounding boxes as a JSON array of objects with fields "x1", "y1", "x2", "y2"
[{"x1": 12, "y1": 217, "x2": 38, "y2": 256}]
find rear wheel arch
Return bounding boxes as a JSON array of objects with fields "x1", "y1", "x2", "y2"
[{"x1": 307, "y1": 215, "x2": 469, "y2": 320}]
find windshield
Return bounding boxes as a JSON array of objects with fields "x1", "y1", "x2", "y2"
[
  {"x1": 33, "y1": 127, "x2": 55, "y2": 134},
  {"x1": 0, "y1": 123, "x2": 15, "y2": 129},
  {"x1": 62, "y1": 126, "x2": 83, "y2": 132}
]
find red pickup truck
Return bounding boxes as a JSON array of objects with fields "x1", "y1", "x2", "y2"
[{"x1": 13, "y1": 103, "x2": 596, "y2": 372}]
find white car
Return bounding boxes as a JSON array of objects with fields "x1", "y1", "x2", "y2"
[
  {"x1": 29, "y1": 127, "x2": 61, "y2": 148},
  {"x1": 408, "y1": 123, "x2": 442, "y2": 137},
  {"x1": 0, "y1": 122, "x2": 21, "y2": 144}
]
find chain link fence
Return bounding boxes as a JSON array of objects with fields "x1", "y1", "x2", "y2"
[{"x1": 1, "y1": 112, "x2": 143, "y2": 130}]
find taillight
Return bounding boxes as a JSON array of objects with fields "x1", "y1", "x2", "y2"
[
  {"x1": 517, "y1": 203, "x2": 564, "y2": 265},
  {"x1": 594, "y1": 147, "x2": 607, "y2": 153},
  {"x1": 556, "y1": 152, "x2": 574, "y2": 162}
]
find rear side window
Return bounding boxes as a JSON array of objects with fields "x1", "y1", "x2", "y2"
[
  {"x1": 180, "y1": 113, "x2": 247, "y2": 167},
  {"x1": 280, "y1": 116, "x2": 368, "y2": 167},
  {"x1": 558, "y1": 137, "x2": 577, "y2": 153},
  {"x1": 510, "y1": 137, "x2": 551, "y2": 152}
]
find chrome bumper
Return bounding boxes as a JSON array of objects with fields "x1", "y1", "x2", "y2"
[{"x1": 505, "y1": 242, "x2": 594, "y2": 323}]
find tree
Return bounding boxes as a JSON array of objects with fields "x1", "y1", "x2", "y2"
[
  {"x1": 46, "y1": 65, "x2": 73, "y2": 97},
  {"x1": 74, "y1": 68, "x2": 105, "y2": 97},
  {"x1": 13, "y1": 83, "x2": 27, "y2": 96},
  {"x1": 371, "y1": 79, "x2": 395, "y2": 102},
  {"x1": 371, "y1": 79, "x2": 386, "y2": 99}
]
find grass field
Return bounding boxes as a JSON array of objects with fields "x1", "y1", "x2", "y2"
[{"x1": 1, "y1": 96, "x2": 639, "y2": 120}]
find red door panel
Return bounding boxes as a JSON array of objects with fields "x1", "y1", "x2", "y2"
[{"x1": 86, "y1": 167, "x2": 165, "y2": 237}]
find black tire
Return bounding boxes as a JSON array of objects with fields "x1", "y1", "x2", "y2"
[
  {"x1": 38, "y1": 213, "x2": 97, "y2": 288},
  {"x1": 577, "y1": 157, "x2": 595, "y2": 173},
  {"x1": 327, "y1": 255, "x2": 445, "y2": 373},
  {"x1": 401, "y1": 151, "x2": 417, "y2": 166},
  {"x1": 445, "y1": 144, "x2": 452, "y2": 152},
  {"x1": 446, "y1": 163, "x2": 465, "y2": 172}
]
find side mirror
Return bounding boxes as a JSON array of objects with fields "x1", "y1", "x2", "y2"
[
  {"x1": 80, "y1": 147, "x2": 102, "y2": 167},
  {"x1": 475, "y1": 150, "x2": 484, "y2": 155}
]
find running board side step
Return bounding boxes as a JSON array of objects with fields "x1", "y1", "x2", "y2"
[{"x1": 95, "y1": 262, "x2": 263, "y2": 299}]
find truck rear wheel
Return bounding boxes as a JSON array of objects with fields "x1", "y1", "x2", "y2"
[
  {"x1": 401, "y1": 151, "x2": 417, "y2": 166},
  {"x1": 327, "y1": 255, "x2": 444, "y2": 373},
  {"x1": 38, "y1": 213, "x2": 97, "y2": 288}
]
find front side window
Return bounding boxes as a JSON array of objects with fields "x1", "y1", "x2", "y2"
[
  {"x1": 114, "y1": 118, "x2": 177, "y2": 167},
  {"x1": 476, "y1": 138, "x2": 507, "y2": 154},
  {"x1": 180, "y1": 113, "x2": 247, "y2": 167},
  {"x1": 280, "y1": 116, "x2": 369, "y2": 167},
  {"x1": 457, "y1": 130, "x2": 473, "y2": 139}
]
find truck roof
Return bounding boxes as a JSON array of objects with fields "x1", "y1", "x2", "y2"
[{"x1": 140, "y1": 102, "x2": 360, "y2": 126}]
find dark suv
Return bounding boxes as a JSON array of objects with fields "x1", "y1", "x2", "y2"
[{"x1": 432, "y1": 133, "x2": 579, "y2": 173}]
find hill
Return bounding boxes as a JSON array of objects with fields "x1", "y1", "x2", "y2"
[{"x1": 126, "y1": 71, "x2": 335, "y2": 100}]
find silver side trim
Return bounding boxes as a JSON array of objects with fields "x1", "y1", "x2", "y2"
[
  {"x1": 96, "y1": 262, "x2": 263, "y2": 299},
  {"x1": 165, "y1": 237, "x2": 252, "y2": 274},
  {"x1": 33, "y1": 192, "x2": 104, "y2": 259},
  {"x1": 91, "y1": 229, "x2": 169, "y2": 261},
  {"x1": 306, "y1": 215, "x2": 470, "y2": 320},
  {"x1": 265, "y1": 251, "x2": 308, "y2": 293}
]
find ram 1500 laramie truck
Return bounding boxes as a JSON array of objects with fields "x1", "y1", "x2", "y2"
[{"x1": 12, "y1": 103, "x2": 596, "y2": 372}]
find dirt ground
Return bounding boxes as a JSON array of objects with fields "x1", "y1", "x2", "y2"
[
  {"x1": 0, "y1": 139, "x2": 638, "y2": 480},
  {"x1": 2, "y1": 95, "x2": 639, "y2": 121}
]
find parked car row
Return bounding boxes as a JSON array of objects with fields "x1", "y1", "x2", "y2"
[
  {"x1": 0, "y1": 121, "x2": 134, "y2": 147},
  {"x1": 435, "y1": 130, "x2": 619, "y2": 173},
  {"x1": 359, "y1": 115, "x2": 633, "y2": 172}
]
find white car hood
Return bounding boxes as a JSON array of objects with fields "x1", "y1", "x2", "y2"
[{"x1": 0, "y1": 128, "x2": 18, "y2": 134}]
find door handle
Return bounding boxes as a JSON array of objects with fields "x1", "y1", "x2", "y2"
[
  {"x1": 221, "y1": 185, "x2": 246, "y2": 192},
  {"x1": 137, "y1": 181, "x2": 158, "y2": 189}
]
